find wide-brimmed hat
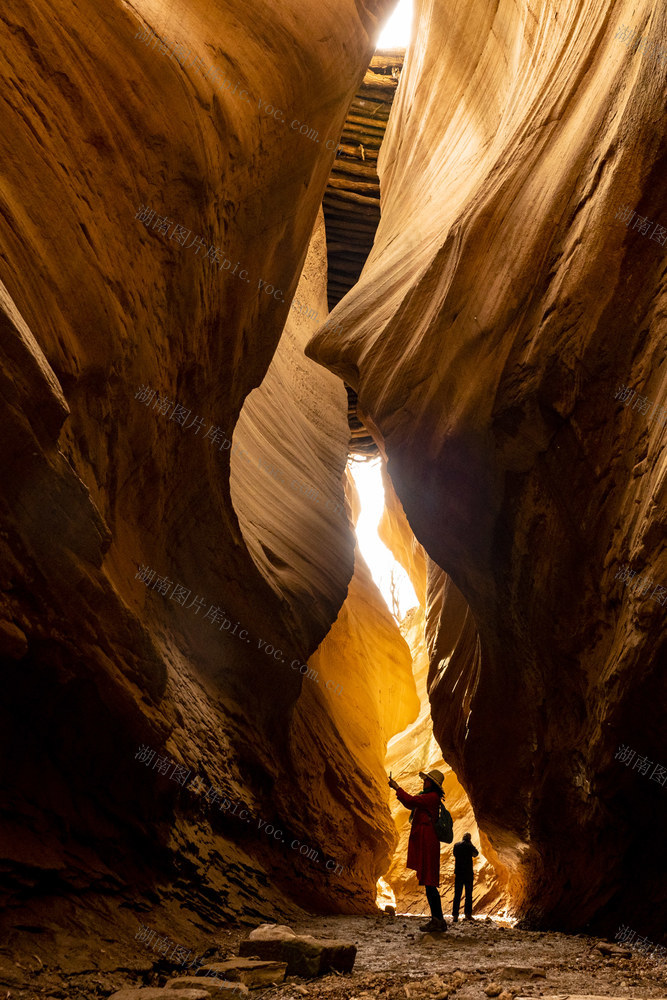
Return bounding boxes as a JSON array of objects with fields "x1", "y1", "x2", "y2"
[{"x1": 419, "y1": 768, "x2": 445, "y2": 789}]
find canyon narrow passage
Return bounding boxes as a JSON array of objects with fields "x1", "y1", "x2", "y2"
[{"x1": 1, "y1": 0, "x2": 666, "y2": 998}]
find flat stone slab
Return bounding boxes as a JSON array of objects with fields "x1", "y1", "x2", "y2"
[
  {"x1": 200, "y1": 959, "x2": 287, "y2": 987},
  {"x1": 239, "y1": 923, "x2": 356, "y2": 977},
  {"x1": 170, "y1": 978, "x2": 248, "y2": 997},
  {"x1": 110, "y1": 989, "x2": 210, "y2": 1000},
  {"x1": 499, "y1": 966, "x2": 547, "y2": 978},
  {"x1": 593, "y1": 942, "x2": 633, "y2": 958}
]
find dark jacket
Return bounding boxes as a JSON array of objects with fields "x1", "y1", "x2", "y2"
[{"x1": 453, "y1": 838, "x2": 478, "y2": 876}]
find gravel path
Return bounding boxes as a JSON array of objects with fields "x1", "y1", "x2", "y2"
[{"x1": 4, "y1": 914, "x2": 666, "y2": 999}]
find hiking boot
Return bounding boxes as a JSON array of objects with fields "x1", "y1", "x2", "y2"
[{"x1": 419, "y1": 918, "x2": 447, "y2": 932}]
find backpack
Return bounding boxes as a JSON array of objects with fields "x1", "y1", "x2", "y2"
[{"x1": 433, "y1": 802, "x2": 454, "y2": 843}]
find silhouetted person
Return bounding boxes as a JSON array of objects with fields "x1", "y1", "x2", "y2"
[
  {"x1": 452, "y1": 831, "x2": 478, "y2": 921},
  {"x1": 389, "y1": 768, "x2": 447, "y2": 932}
]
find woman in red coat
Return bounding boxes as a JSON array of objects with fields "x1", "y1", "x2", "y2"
[{"x1": 389, "y1": 768, "x2": 447, "y2": 932}]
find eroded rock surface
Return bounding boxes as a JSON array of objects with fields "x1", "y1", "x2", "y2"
[
  {"x1": 308, "y1": 0, "x2": 667, "y2": 934},
  {"x1": 230, "y1": 210, "x2": 352, "y2": 635},
  {"x1": 0, "y1": 0, "x2": 395, "y2": 941}
]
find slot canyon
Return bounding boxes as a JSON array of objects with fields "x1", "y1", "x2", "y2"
[{"x1": 0, "y1": 0, "x2": 666, "y2": 999}]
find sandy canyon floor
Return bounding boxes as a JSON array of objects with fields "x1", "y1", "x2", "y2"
[{"x1": 4, "y1": 914, "x2": 667, "y2": 1000}]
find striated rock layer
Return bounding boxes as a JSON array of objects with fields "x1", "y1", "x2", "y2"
[
  {"x1": 324, "y1": 50, "x2": 405, "y2": 460},
  {"x1": 0, "y1": 0, "x2": 396, "y2": 940},
  {"x1": 324, "y1": 51, "x2": 404, "y2": 309},
  {"x1": 309, "y1": 0, "x2": 667, "y2": 934}
]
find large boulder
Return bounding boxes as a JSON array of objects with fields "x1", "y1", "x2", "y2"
[{"x1": 239, "y1": 924, "x2": 356, "y2": 976}]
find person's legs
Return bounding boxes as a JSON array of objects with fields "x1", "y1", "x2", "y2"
[
  {"x1": 425, "y1": 885, "x2": 443, "y2": 921},
  {"x1": 452, "y1": 876, "x2": 463, "y2": 921},
  {"x1": 463, "y1": 877, "x2": 474, "y2": 918},
  {"x1": 419, "y1": 885, "x2": 446, "y2": 931}
]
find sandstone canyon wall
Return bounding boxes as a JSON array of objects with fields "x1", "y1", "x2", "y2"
[
  {"x1": 0, "y1": 0, "x2": 402, "y2": 942},
  {"x1": 2, "y1": 0, "x2": 666, "y2": 947},
  {"x1": 309, "y1": 0, "x2": 667, "y2": 935}
]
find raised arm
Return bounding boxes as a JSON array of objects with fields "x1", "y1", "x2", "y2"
[
  {"x1": 395, "y1": 786, "x2": 426, "y2": 809},
  {"x1": 392, "y1": 785, "x2": 440, "y2": 811}
]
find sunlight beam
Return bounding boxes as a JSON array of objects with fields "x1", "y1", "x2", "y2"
[
  {"x1": 376, "y1": 0, "x2": 413, "y2": 50},
  {"x1": 348, "y1": 457, "x2": 418, "y2": 621}
]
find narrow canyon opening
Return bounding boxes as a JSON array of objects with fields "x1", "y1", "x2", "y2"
[
  {"x1": 348, "y1": 454, "x2": 511, "y2": 920},
  {"x1": 226, "y1": 30, "x2": 513, "y2": 921}
]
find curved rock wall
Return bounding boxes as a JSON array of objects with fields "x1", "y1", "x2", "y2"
[
  {"x1": 309, "y1": 0, "x2": 667, "y2": 934},
  {"x1": 230, "y1": 210, "x2": 353, "y2": 636},
  {"x1": 229, "y1": 220, "x2": 421, "y2": 912},
  {"x1": 0, "y1": 0, "x2": 395, "y2": 938}
]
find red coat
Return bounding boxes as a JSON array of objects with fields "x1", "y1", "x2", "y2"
[{"x1": 396, "y1": 786, "x2": 441, "y2": 886}]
